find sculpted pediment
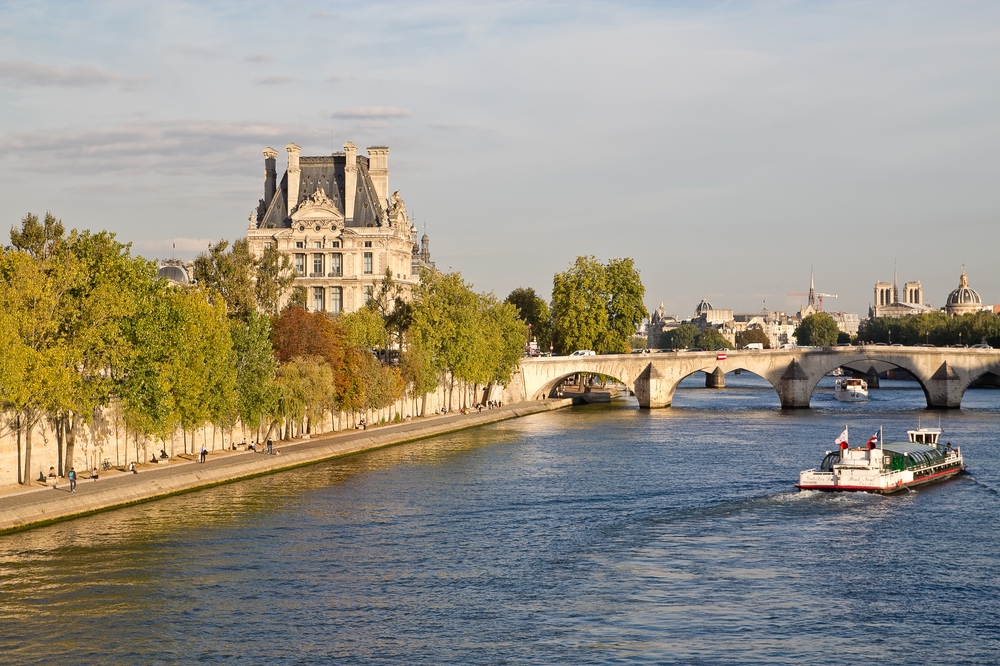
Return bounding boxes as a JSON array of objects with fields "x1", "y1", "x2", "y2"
[{"x1": 291, "y1": 187, "x2": 344, "y2": 224}]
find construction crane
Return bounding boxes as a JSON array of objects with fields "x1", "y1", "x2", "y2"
[
  {"x1": 788, "y1": 269, "x2": 838, "y2": 312},
  {"x1": 788, "y1": 291, "x2": 838, "y2": 311}
]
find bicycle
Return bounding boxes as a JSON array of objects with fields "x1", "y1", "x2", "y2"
[{"x1": 101, "y1": 458, "x2": 113, "y2": 471}]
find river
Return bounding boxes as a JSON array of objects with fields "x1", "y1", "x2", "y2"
[{"x1": 1, "y1": 374, "x2": 999, "y2": 664}]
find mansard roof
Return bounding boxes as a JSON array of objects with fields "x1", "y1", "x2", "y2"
[{"x1": 255, "y1": 151, "x2": 383, "y2": 230}]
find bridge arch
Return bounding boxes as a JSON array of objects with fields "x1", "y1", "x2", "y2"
[
  {"x1": 794, "y1": 353, "x2": 935, "y2": 409},
  {"x1": 958, "y1": 362, "x2": 1000, "y2": 407}
]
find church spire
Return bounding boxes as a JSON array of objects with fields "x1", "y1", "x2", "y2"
[
  {"x1": 892, "y1": 263, "x2": 899, "y2": 304},
  {"x1": 808, "y1": 268, "x2": 815, "y2": 308}
]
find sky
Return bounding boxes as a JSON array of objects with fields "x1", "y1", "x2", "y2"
[{"x1": 1, "y1": 0, "x2": 998, "y2": 317}]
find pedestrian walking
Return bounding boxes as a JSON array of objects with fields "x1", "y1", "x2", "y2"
[
  {"x1": 200, "y1": 445, "x2": 208, "y2": 463},
  {"x1": 266, "y1": 439, "x2": 273, "y2": 455},
  {"x1": 68, "y1": 468, "x2": 77, "y2": 493}
]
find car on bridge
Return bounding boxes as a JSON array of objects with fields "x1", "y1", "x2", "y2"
[{"x1": 570, "y1": 349, "x2": 596, "y2": 356}]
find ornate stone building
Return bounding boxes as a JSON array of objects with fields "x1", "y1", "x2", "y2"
[
  {"x1": 246, "y1": 142, "x2": 433, "y2": 314},
  {"x1": 870, "y1": 267, "x2": 935, "y2": 318},
  {"x1": 945, "y1": 269, "x2": 985, "y2": 316}
]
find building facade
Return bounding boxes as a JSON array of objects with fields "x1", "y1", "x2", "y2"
[{"x1": 246, "y1": 142, "x2": 432, "y2": 314}]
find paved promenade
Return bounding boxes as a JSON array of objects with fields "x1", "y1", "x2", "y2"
[{"x1": 0, "y1": 399, "x2": 572, "y2": 534}]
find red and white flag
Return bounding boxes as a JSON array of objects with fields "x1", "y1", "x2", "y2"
[
  {"x1": 835, "y1": 426, "x2": 849, "y2": 450},
  {"x1": 717, "y1": 352, "x2": 727, "y2": 360},
  {"x1": 866, "y1": 432, "x2": 879, "y2": 449}
]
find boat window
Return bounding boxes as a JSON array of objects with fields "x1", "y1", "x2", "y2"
[{"x1": 820, "y1": 452, "x2": 840, "y2": 472}]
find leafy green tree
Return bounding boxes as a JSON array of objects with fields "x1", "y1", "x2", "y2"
[
  {"x1": 550, "y1": 256, "x2": 609, "y2": 354},
  {"x1": 602, "y1": 258, "x2": 647, "y2": 352},
  {"x1": 194, "y1": 238, "x2": 294, "y2": 320},
  {"x1": 505, "y1": 287, "x2": 552, "y2": 352},
  {"x1": 659, "y1": 324, "x2": 699, "y2": 350},
  {"x1": 795, "y1": 313, "x2": 840, "y2": 346},
  {"x1": 736, "y1": 327, "x2": 770, "y2": 349},
  {"x1": 341, "y1": 308, "x2": 387, "y2": 350},
  {"x1": 231, "y1": 311, "x2": 278, "y2": 432},
  {"x1": 695, "y1": 327, "x2": 734, "y2": 350}
]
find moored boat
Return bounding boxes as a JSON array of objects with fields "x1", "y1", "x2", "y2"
[
  {"x1": 833, "y1": 377, "x2": 868, "y2": 402},
  {"x1": 797, "y1": 425, "x2": 965, "y2": 494}
]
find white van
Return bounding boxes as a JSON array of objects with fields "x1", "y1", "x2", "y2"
[
  {"x1": 570, "y1": 350, "x2": 596, "y2": 356},
  {"x1": 744, "y1": 343, "x2": 764, "y2": 351}
]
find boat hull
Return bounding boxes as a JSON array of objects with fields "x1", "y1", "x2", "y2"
[
  {"x1": 833, "y1": 390, "x2": 868, "y2": 402},
  {"x1": 797, "y1": 464, "x2": 965, "y2": 494}
]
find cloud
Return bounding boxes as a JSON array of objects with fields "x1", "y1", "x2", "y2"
[
  {"x1": 0, "y1": 60, "x2": 140, "y2": 89},
  {"x1": 0, "y1": 119, "x2": 330, "y2": 174},
  {"x1": 175, "y1": 45, "x2": 220, "y2": 59},
  {"x1": 245, "y1": 54, "x2": 273, "y2": 63},
  {"x1": 133, "y1": 238, "x2": 218, "y2": 253},
  {"x1": 256, "y1": 75, "x2": 296, "y2": 85},
  {"x1": 331, "y1": 106, "x2": 412, "y2": 119}
]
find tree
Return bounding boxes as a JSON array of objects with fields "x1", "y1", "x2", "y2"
[
  {"x1": 659, "y1": 324, "x2": 698, "y2": 350},
  {"x1": 602, "y1": 258, "x2": 647, "y2": 353},
  {"x1": 231, "y1": 311, "x2": 278, "y2": 435},
  {"x1": 550, "y1": 256, "x2": 608, "y2": 354},
  {"x1": 736, "y1": 328, "x2": 770, "y2": 349},
  {"x1": 795, "y1": 313, "x2": 840, "y2": 346},
  {"x1": 194, "y1": 237, "x2": 294, "y2": 320},
  {"x1": 505, "y1": 287, "x2": 552, "y2": 352},
  {"x1": 695, "y1": 327, "x2": 733, "y2": 350},
  {"x1": 341, "y1": 308, "x2": 388, "y2": 350}
]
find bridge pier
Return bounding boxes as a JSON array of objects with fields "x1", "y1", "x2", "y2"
[
  {"x1": 866, "y1": 366, "x2": 880, "y2": 389},
  {"x1": 705, "y1": 367, "x2": 725, "y2": 388},
  {"x1": 634, "y1": 364, "x2": 673, "y2": 408},
  {"x1": 775, "y1": 360, "x2": 813, "y2": 408},
  {"x1": 923, "y1": 362, "x2": 964, "y2": 409}
]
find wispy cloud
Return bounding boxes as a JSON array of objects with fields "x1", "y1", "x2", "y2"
[
  {"x1": 0, "y1": 60, "x2": 140, "y2": 89},
  {"x1": 175, "y1": 45, "x2": 220, "y2": 59},
  {"x1": 256, "y1": 75, "x2": 296, "y2": 85},
  {"x1": 245, "y1": 54, "x2": 273, "y2": 63},
  {"x1": 331, "y1": 106, "x2": 412, "y2": 119},
  {"x1": 1, "y1": 119, "x2": 329, "y2": 174}
]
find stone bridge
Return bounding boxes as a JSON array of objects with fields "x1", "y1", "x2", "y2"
[{"x1": 516, "y1": 347, "x2": 1000, "y2": 409}]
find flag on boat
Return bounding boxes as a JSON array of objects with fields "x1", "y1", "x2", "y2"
[
  {"x1": 835, "y1": 426, "x2": 849, "y2": 450},
  {"x1": 866, "y1": 432, "x2": 879, "y2": 449}
]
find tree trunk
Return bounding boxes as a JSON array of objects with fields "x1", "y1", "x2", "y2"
[
  {"x1": 65, "y1": 413, "x2": 77, "y2": 477},
  {"x1": 15, "y1": 415, "x2": 23, "y2": 485},
  {"x1": 56, "y1": 417, "x2": 64, "y2": 477},
  {"x1": 23, "y1": 421, "x2": 33, "y2": 485}
]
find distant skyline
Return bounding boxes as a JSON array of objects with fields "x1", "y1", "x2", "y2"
[{"x1": 2, "y1": 1, "x2": 998, "y2": 316}]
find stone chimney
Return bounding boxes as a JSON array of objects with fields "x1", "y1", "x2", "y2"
[
  {"x1": 367, "y1": 146, "x2": 390, "y2": 204},
  {"x1": 286, "y1": 143, "x2": 301, "y2": 215},
  {"x1": 343, "y1": 142, "x2": 358, "y2": 223},
  {"x1": 262, "y1": 147, "x2": 278, "y2": 206}
]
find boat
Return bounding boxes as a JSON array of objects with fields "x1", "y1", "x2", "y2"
[
  {"x1": 797, "y1": 425, "x2": 965, "y2": 494},
  {"x1": 833, "y1": 377, "x2": 868, "y2": 402}
]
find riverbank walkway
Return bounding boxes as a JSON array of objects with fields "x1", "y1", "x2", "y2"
[{"x1": 0, "y1": 399, "x2": 572, "y2": 534}]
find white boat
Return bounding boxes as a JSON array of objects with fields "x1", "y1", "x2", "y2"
[
  {"x1": 833, "y1": 377, "x2": 868, "y2": 402},
  {"x1": 797, "y1": 426, "x2": 965, "y2": 494}
]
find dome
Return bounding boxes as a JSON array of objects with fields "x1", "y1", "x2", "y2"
[
  {"x1": 158, "y1": 263, "x2": 190, "y2": 285},
  {"x1": 695, "y1": 299, "x2": 713, "y2": 316},
  {"x1": 946, "y1": 269, "x2": 982, "y2": 316}
]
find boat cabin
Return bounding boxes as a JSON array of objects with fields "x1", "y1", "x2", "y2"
[{"x1": 907, "y1": 427, "x2": 941, "y2": 445}]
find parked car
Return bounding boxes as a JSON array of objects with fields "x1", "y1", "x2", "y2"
[
  {"x1": 570, "y1": 349, "x2": 596, "y2": 356},
  {"x1": 972, "y1": 343, "x2": 992, "y2": 349},
  {"x1": 914, "y1": 343, "x2": 936, "y2": 347}
]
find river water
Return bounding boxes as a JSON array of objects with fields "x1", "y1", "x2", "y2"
[{"x1": 2, "y1": 374, "x2": 999, "y2": 665}]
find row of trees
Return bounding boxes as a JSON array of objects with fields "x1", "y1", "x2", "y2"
[
  {"x1": 2, "y1": 213, "x2": 529, "y2": 485},
  {"x1": 858, "y1": 310, "x2": 1000, "y2": 346},
  {"x1": 505, "y1": 256, "x2": 648, "y2": 355}
]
